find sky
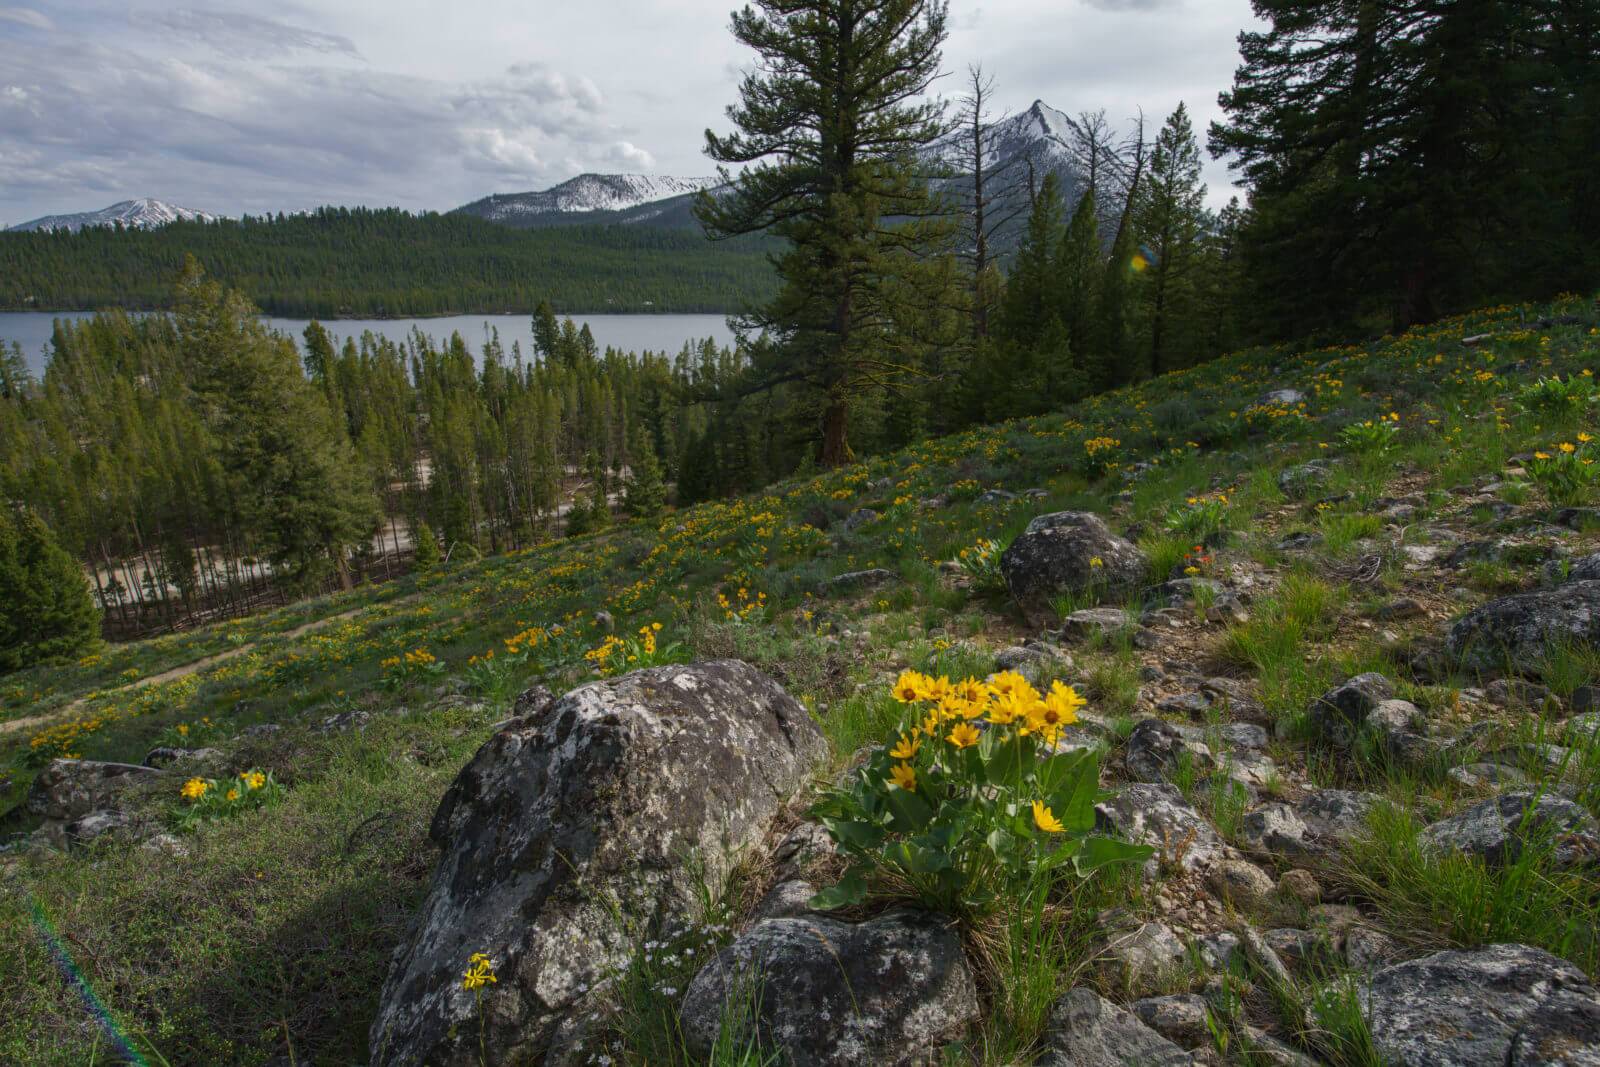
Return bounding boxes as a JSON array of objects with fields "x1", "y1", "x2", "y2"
[{"x1": 0, "y1": 0, "x2": 1261, "y2": 226}]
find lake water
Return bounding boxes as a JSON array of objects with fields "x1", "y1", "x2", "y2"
[{"x1": 0, "y1": 311, "x2": 739, "y2": 375}]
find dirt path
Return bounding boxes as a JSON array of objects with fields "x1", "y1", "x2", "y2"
[{"x1": 0, "y1": 608, "x2": 365, "y2": 738}]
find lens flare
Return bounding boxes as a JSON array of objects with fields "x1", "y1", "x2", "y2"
[{"x1": 30, "y1": 895, "x2": 147, "y2": 1065}]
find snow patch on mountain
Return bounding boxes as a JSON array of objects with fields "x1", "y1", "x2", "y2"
[
  {"x1": 467, "y1": 174, "x2": 719, "y2": 222},
  {"x1": 7, "y1": 198, "x2": 221, "y2": 233}
]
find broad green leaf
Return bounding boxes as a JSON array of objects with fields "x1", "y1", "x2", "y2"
[
  {"x1": 885, "y1": 784, "x2": 934, "y2": 832},
  {"x1": 818, "y1": 817, "x2": 884, "y2": 851},
  {"x1": 1073, "y1": 835, "x2": 1154, "y2": 875},
  {"x1": 986, "y1": 733, "x2": 1026, "y2": 786},
  {"x1": 808, "y1": 867, "x2": 869, "y2": 910}
]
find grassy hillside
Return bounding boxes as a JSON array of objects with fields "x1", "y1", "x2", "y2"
[{"x1": 1, "y1": 294, "x2": 1597, "y2": 1064}]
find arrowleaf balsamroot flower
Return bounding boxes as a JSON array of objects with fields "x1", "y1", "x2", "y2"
[
  {"x1": 946, "y1": 722, "x2": 981, "y2": 749},
  {"x1": 889, "y1": 763, "x2": 917, "y2": 791},
  {"x1": 180, "y1": 777, "x2": 209, "y2": 801},
  {"x1": 1032, "y1": 801, "x2": 1065, "y2": 834},
  {"x1": 888, "y1": 734, "x2": 921, "y2": 760}
]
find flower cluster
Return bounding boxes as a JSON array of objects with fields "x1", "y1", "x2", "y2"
[
  {"x1": 1526, "y1": 433, "x2": 1598, "y2": 506},
  {"x1": 716, "y1": 587, "x2": 767, "y2": 623},
  {"x1": 177, "y1": 768, "x2": 281, "y2": 829},
  {"x1": 462, "y1": 952, "x2": 498, "y2": 991}
]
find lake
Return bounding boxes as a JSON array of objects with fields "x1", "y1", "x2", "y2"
[{"x1": 0, "y1": 311, "x2": 739, "y2": 375}]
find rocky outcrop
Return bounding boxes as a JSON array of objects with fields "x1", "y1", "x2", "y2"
[
  {"x1": 1446, "y1": 581, "x2": 1600, "y2": 672},
  {"x1": 679, "y1": 911, "x2": 978, "y2": 1065},
  {"x1": 1419, "y1": 791, "x2": 1600, "y2": 870},
  {"x1": 369, "y1": 661, "x2": 827, "y2": 1066},
  {"x1": 1039, "y1": 988, "x2": 1194, "y2": 1066},
  {"x1": 26, "y1": 758, "x2": 159, "y2": 821},
  {"x1": 1308, "y1": 673, "x2": 1395, "y2": 748},
  {"x1": 1365, "y1": 944, "x2": 1600, "y2": 1066},
  {"x1": 1239, "y1": 789, "x2": 1381, "y2": 859},
  {"x1": 1001, "y1": 512, "x2": 1148, "y2": 626},
  {"x1": 1096, "y1": 783, "x2": 1225, "y2": 876}
]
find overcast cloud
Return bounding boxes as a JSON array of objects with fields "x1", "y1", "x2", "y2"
[{"x1": 0, "y1": 0, "x2": 1259, "y2": 225}]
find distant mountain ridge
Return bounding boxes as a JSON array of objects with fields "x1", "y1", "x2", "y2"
[
  {"x1": 8, "y1": 198, "x2": 220, "y2": 233},
  {"x1": 453, "y1": 174, "x2": 721, "y2": 229}
]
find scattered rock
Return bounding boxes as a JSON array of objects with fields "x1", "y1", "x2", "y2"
[
  {"x1": 843, "y1": 508, "x2": 879, "y2": 532},
  {"x1": 977, "y1": 488, "x2": 1016, "y2": 504},
  {"x1": 679, "y1": 911, "x2": 979, "y2": 1067},
  {"x1": 1239, "y1": 789, "x2": 1381, "y2": 859},
  {"x1": 821, "y1": 568, "x2": 899, "y2": 595},
  {"x1": 1365, "y1": 943, "x2": 1600, "y2": 1066},
  {"x1": 1276, "y1": 530, "x2": 1323, "y2": 551},
  {"x1": 1446, "y1": 581, "x2": 1600, "y2": 671},
  {"x1": 1040, "y1": 988, "x2": 1193, "y2": 1067},
  {"x1": 1278, "y1": 463, "x2": 1329, "y2": 501},
  {"x1": 1278, "y1": 869, "x2": 1321, "y2": 906},
  {"x1": 1096, "y1": 783, "x2": 1226, "y2": 876},
  {"x1": 1131, "y1": 994, "x2": 1212, "y2": 1048},
  {"x1": 748, "y1": 879, "x2": 818, "y2": 922},
  {"x1": 769, "y1": 821, "x2": 835, "y2": 883},
  {"x1": 592, "y1": 610, "x2": 615, "y2": 632},
  {"x1": 25, "y1": 759, "x2": 158, "y2": 822},
  {"x1": 1001, "y1": 511, "x2": 1148, "y2": 627},
  {"x1": 1486, "y1": 677, "x2": 1557, "y2": 709},
  {"x1": 141, "y1": 833, "x2": 190, "y2": 858},
  {"x1": 1237, "y1": 924, "x2": 1294, "y2": 990},
  {"x1": 1374, "y1": 596, "x2": 1427, "y2": 621},
  {"x1": 510, "y1": 684, "x2": 556, "y2": 720},
  {"x1": 1094, "y1": 918, "x2": 1189, "y2": 996},
  {"x1": 1061, "y1": 607, "x2": 1138, "y2": 640},
  {"x1": 1157, "y1": 692, "x2": 1212, "y2": 717},
  {"x1": 994, "y1": 644, "x2": 1073, "y2": 685},
  {"x1": 1124, "y1": 719, "x2": 1213, "y2": 783},
  {"x1": 369, "y1": 661, "x2": 827, "y2": 1066},
  {"x1": 63, "y1": 809, "x2": 127, "y2": 843},
  {"x1": 1207, "y1": 859, "x2": 1276, "y2": 911},
  {"x1": 1308, "y1": 673, "x2": 1395, "y2": 748},
  {"x1": 141, "y1": 746, "x2": 225, "y2": 770},
  {"x1": 1419, "y1": 791, "x2": 1600, "y2": 870}
]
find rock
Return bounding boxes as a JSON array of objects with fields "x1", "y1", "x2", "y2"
[
  {"x1": 1563, "y1": 552, "x2": 1600, "y2": 581},
  {"x1": 1195, "y1": 932, "x2": 1241, "y2": 973},
  {"x1": 592, "y1": 610, "x2": 615, "y2": 632},
  {"x1": 64, "y1": 809, "x2": 127, "y2": 842},
  {"x1": 141, "y1": 745, "x2": 226, "y2": 770},
  {"x1": 1201, "y1": 677, "x2": 1265, "y2": 719},
  {"x1": 1239, "y1": 790, "x2": 1381, "y2": 859},
  {"x1": 1375, "y1": 596, "x2": 1427, "y2": 621},
  {"x1": 25, "y1": 759, "x2": 158, "y2": 822},
  {"x1": 141, "y1": 833, "x2": 190, "y2": 858},
  {"x1": 1124, "y1": 718, "x2": 1213, "y2": 783},
  {"x1": 1264, "y1": 927, "x2": 1338, "y2": 971},
  {"x1": 1555, "y1": 511, "x2": 1600, "y2": 533},
  {"x1": 1365, "y1": 943, "x2": 1600, "y2": 1066},
  {"x1": 1486, "y1": 677, "x2": 1557, "y2": 709},
  {"x1": 1309, "y1": 673, "x2": 1396, "y2": 748},
  {"x1": 1131, "y1": 994, "x2": 1212, "y2": 1048},
  {"x1": 1207, "y1": 859, "x2": 1277, "y2": 910},
  {"x1": 1241, "y1": 1027, "x2": 1323, "y2": 1067},
  {"x1": 1446, "y1": 582, "x2": 1600, "y2": 672},
  {"x1": 747, "y1": 880, "x2": 817, "y2": 922},
  {"x1": 510, "y1": 684, "x2": 556, "y2": 720},
  {"x1": 1343, "y1": 926, "x2": 1397, "y2": 970},
  {"x1": 1419, "y1": 791, "x2": 1600, "y2": 870},
  {"x1": 1260, "y1": 388, "x2": 1307, "y2": 407},
  {"x1": 1097, "y1": 784, "x2": 1226, "y2": 876},
  {"x1": 1449, "y1": 762, "x2": 1533, "y2": 790},
  {"x1": 316, "y1": 708, "x2": 370, "y2": 733},
  {"x1": 1061, "y1": 607, "x2": 1138, "y2": 640},
  {"x1": 1095, "y1": 918, "x2": 1189, "y2": 996},
  {"x1": 369, "y1": 661, "x2": 827, "y2": 1067},
  {"x1": 978, "y1": 488, "x2": 1016, "y2": 504},
  {"x1": 994, "y1": 644, "x2": 1073, "y2": 685},
  {"x1": 1237, "y1": 924, "x2": 1294, "y2": 990},
  {"x1": 770, "y1": 821, "x2": 835, "y2": 883},
  {"x1": 1277, "y1": 530, "x2": 1323, "y2": 551},
  {"x1": 1041, "y1": 988, "x2": 1194, "y2": 1066},
  {"x1": 1157, "y1": 692, "x2": 1213, "y2": 717},
  {"x1": 843, "y1": 508, "x2": 879, "y2": 532},
  {"x1": 821, "y1": 568, "x2": 899, "y2": 595},
  {"x1": 1365, "y1": 699, "x2": 1443, "y2": 766},
  {"x1": 1001, "y1": 512, "x2": 1148, "y2": 627},
  {"x1": 1573, "y1": 687, "x2": 1600, "y2": 714},
  {"x1": 1566, "y1": 713, "x2": 1600, "y2": 742},
  {"x1": 1278, "y1": 869, "x2": 1321, "y2": 906},
  {"x1": 679, "y1": 911, "x2": 978, "y2": 1067},
  {"x1": 1278, "y1": 463, "x2": 1329, "y2": 501}
]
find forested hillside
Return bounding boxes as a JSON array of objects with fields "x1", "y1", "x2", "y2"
[{"x1": 0, "y1": 207, "x2": 779, "y2": 316}]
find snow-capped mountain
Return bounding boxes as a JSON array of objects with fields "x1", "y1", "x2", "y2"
[
  {"x1": 7, "y1": 198, "x2": 221, "y2": 233},
  {"x1": 454, "y1": 175, "x2": 720, "y2": 227},
  {"x1": 926, "y1": 100, "x2": 1082, "y2": 192}
]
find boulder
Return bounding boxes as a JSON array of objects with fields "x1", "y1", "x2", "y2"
[
  {"x1": 1308, "y1": 673, "x2": 1396, "y2": 748},
  {"x1": 1277, "y1": 463, "x2": 1329, "y2": 501},
  {"x1": 1124, "y1": 718, "x2": 1214, "y2": 784},
  {"x1": 1096, "y1": 783, "x2": 1225, "y2": 876},
  {"x1": 1061, "y1": 607, "x2": 1138, "y2": 640},
  {"x1": 369, "y1": 661, "x2": 826, "y2": 1067},
  {"x1": 1001, "y1": 512, "x2": 1148, "y2": 626},
  {"x1": 1239, "y1": 789, "x2": 1381, "y2": 859},
  {"x1": 1565, "y1": 553, "x2": 1600, "y2": 583},
  {"x1": 1131, "y1": 994, "x2": 1212, "y2": 1048},
  {"x1": 1040, "y1": 988, "x2": 1194, "y2": 1067},
  {"x1": 1446, "y1": 581, "x2": 1600, "y2": 672},
  {"x1": 1419, "y1": 791, "x2": 1600, "y2": 870},
  {"x1": 1094, "y1": 918, "x2": 1188, "y2": 997},
  {"x1": 679, "y1": 911, "x2": 978, "y2": 1067},
  {"x1": 821, "y1": 568, "x2": 899, "y2": 595},
  {"x1": 1366, "y1": 943, "x2": 1600, "y2": 1066},
  {"x1": 1207, "y1": 858, "x2": 1277, "y2": 911},
  {"x1": 843, "y1": 508, "x2": 879, "y2": 532},
  {"x1": 25, "y1": 759, "x2": 158, "y2": 821}
]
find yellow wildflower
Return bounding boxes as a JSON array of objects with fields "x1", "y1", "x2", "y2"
[
  {"x1": 946, "y1": 722, "x2": 982, "y2": 749},
  {"x1": 181, "y1": 778, "x2": 209, "y2": 802},
  {"x1": 889, "y1": 763, "x2": 918, "y2": 791},
  {"x1": 888, "y1": 734, "x2": 921, "y2": 761},
  {"x1": 1032, "y1": 801, "x2": 1064, "y2": 833}
]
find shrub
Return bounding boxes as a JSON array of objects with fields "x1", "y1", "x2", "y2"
[
  {"x1": 177, "y1": 769, "x2": 285, "y2": 830},
  {"x1": 958, "y1": 537, "x2": 1009, "y2": 594},
  {"x1": 1524, "y1": 437, "x2": 1599, "y2": 507},
  {"x1": 0, "y1": 507, "x2": 102, "y2": 674},
  {"x1": 1516, "y1": 374, "x2": 1596, "y2": 416},
  {"x1": 1338, "y1": 415, "x2": 1400, "y2": 455},
  {"x1": 807, "y1": 670, "x2": 1150, "y2": 917}
]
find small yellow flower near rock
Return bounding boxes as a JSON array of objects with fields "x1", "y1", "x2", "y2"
[
  {"x1": 1032, "y1": 801, "x2": 1064, "y2": 833},
  {"x1": 241, "y1": 771, "x2": 266, "y2": 790},
  {"x1": 1089, "y1": 556, "x2": 1104, "y2": 568},
  {"x1": 181, "y1": 778, "x2": 209, "y2": 802},
  {"x1": 462, "y1": 951, "x2": 498, "y2": 991},
  {"x1": 946, "y1": 722, "x2": 981, "y2": 749},
  {"x1": 225, "y1": 788, "x2": 240, "y2": 802},
  {"x1": 889, "y1": 762, "x2": 918, "y2": 791},
  {"x1": 1579, "y1": 433, "x2": 1593, "y2": 443},
  {"x1": 1535, "y1": 451, "x2": 1552, "y2": 460},
  {"x1": 1559, "y1": 442, "x2": 1577, "y2": 454}
]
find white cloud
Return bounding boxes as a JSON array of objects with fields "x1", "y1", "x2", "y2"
[
  {"x1": 604, "y1": 141, "x2": 655, "y2": 169},
  {"x1": 0, "y1": 6, "x2": 51, "y2": 30}
]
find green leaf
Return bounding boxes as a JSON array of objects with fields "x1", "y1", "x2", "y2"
[
  {"x1": 885, "y1": 784, "x2": 934, "y2": 832},
  {"x1": 1073, "y1": 835, "x2": 1154, "y2": 875},
  {"x1": 985, "y1": 732, "x2": 1026, "y2": 786},
  {"x1": 886, "y1": 839, "x2": 953, "y2": 874},
  {"x1": 808, "y1": 867, "x2": 869, "y2": 910},
  {"x1": 818, "y1": 817, "x2": 884, "y2": 852},
  {"x1": 1046, "y1": 753, "x2": 1101, "y2": 834}
]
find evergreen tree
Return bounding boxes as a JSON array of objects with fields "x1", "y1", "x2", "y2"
[
  {"x1": 623, "y1": 432, "x2": 667, "y2": 519},
  {"x1": 1134, "y1": 103, "x2": 1208, "y2": 376},
  {"x1": 1057, "y1": 187, "x2": 1104, "y2": 383},
  {"x1": 0, "y1": 507, "x2": 101, "y2": 673},
  {"x1": 412, "y1": 522, "x2": 441, "y2": 571},
  {"x1": 699, "y1": 0, "x2": 952, "y2": 467}
]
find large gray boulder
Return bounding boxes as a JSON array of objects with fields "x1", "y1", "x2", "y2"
[
  {"x1": 1096, "y1": 783, "x2": 1225, "y2": 877},
  {"x1": 679, "y1": 911, "x2": 978, "y2": 1065},
  {"x1": 1039, "y1": 988, "x2": 1194, "y2": 1066},
  {"x1": 1419, "y1": 791, "x2": 1600, "y2": 871},
  {"x1": 1239, "y1": 789, "x2": 1382, "y2": 859},
  {"x1": 1001, "y1": 512, "x2": 1148, "y2": 627},
  {"x1": 26, "y1": 758, "x2": 159, "y2": 821},
  {"x1": 1366, "y1": 944, "x2": 1600, "y2": 1066},
  {"x1": 1308, "y1": 673, "x2": 1396, "y2": 749},
  {"x1": 368, "y1": 661, "x2": 827, "y2": 1066},
  {"x1": 1447, "y1": 581, "x2": 1600, "y2": 673}
]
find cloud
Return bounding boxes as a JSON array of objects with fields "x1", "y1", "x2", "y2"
[
  {"x1": 147, "y1": 8, "x2": 361, "y2": 59},
  {"x1": 0, "y1": 6, "x2": 51, "y2": 30},
  {"x1": 1078, "y1": 0, "x2": 1181, "y2": 9},
  {"x1": 603, "y1": 141, "x2": 655, "y2": 169}
]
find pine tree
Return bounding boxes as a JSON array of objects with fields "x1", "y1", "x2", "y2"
[
  {"x1": 0, "y1": 507, "x2": 101, "y2": 673},
  {"x1": 1134, "y1": 103, "x2": 1207, "y2": 377},
  {"x1": 1057, "y1": 187, "x2": 1103, "y2": 381},
  {"x1": 623, "y1": 432, "x2": 667, "y2": 519},
  {"x1": 699, "y1": 0, "x2": 952, "y2": 467},
  {"x1": 412, "y1": 522, "x2": 441, "y2": 571}
]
